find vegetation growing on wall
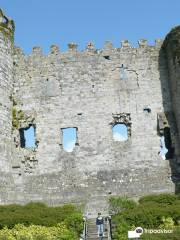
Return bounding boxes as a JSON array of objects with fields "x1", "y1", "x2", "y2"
[
  {"x1": 0, "y1": 23, "x2": 14, "y2": 43},
  {"x1": 10, "y1": 95, "x2": 25, "y2": 130},
  {"x1": 12, "y1": 107, "x2": 25, "y2": 130}
]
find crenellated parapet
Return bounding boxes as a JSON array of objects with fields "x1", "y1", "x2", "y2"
[
  {"x1": 0, "y1": 9, "x2": 15, "y2": 42},
  {"x1": 13, "y1": 39, "x2": 163, "y2": 60}
]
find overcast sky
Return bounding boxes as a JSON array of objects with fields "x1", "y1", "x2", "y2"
[{"x1": 1, "y1": 0, "x2": 180, "y2": 54}]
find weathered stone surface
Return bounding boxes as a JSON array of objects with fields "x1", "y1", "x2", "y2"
[{"x1": 0, "y1": 9, "x2": 179, "y2": 214}]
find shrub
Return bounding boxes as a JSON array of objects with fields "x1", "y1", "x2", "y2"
[
  {"x1": 0, "y1": 202, "x2": 83, "y2": 237},
  {"x1": 113, "y1": 220, "x2": 133, "y2": 240},
  {"x1": 109, "y1": 196, "x2": 137, "y2": 215},
  {"x1": 139, "y1": 193, "x2": 179, "y2": 205},
  {"x1": 0, "y1": 223, "x2": 77, "y2": 240},
  {"x1": 142, "y1": 226, "x2": 180, "y2": 240},
  {"x1": 64, "y1": 213, "x2": 83, "y2": 236},
  {"x1": 111, "y1": 193, "x2": 180, "y2": 239}
]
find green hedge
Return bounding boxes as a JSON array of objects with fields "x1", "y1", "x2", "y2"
[
  {"x1": 0, "y1": 223, "x2": 77, "y2": 240},
  {"x1": 0, "y1": 202, "x2": 83, "y2": 237},
  {"x1": 142, "y1": 226, "x2": 180, "y2": 240},
  {"x1": 110, "y1": 193, "x2": 180, "y2": 240}
]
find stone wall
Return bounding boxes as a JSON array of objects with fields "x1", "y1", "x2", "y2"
[
  {"x1": 163, "y1": 27, "x2": 180, "y2": 193},
  {"x1": 0, "y1": 9, "x2": 14, "y2": 172},
  {"x1": 0, "y1": 9, "x2": 178, "y2": 214},
  {"x1": 12, "y1": 40, "x2": 175, "y2": 212}
]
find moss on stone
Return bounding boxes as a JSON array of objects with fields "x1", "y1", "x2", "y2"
[
  {"x1": 0, "y1": 23, "x2": 14, "y2": 43},
  {"x1": 11, "y1": 95, "x2": 26, "y2": 130},
  {"x1": 12, "y1": 107, "x2": 19, "y2": 130},
  {"x1": 12, "y1": 107, "x2": 25, "y2": 130},
  {"x1": 18, "y1": 110, "x2": 25, "y2": 120},
  {"x1": 9, "y1": 95, "x2": 17, "y2": 106}
]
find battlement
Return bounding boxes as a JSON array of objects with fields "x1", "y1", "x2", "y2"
[
  {"x1": 14, "y1": 39, "x2": 164, "y2": 60},
  {"x1": 0, "y1": 9, "x2": 15, "y2": 40}
]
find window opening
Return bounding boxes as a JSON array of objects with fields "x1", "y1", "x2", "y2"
[
  {"x1": 159, "y1": 136, "x2": 168, "y2": 159},
  {"x1": 103, "y1": 56, "x2": 110, "y2": 60},
  {"x1": 120, "y1": 64, "x2": 127, "y2": 80},
  {"x1": 159, "y1": 127, "x2": 174, "y2": 159},
  {"x1": 62, "y1": 127, "x2": 77, "y2": 152},
  {"x1": 112, "y1": 123, "x2": 128, "y2": 141},
  {"x1": 19, "y1": 125, "x2": 36, "y2": 148},
  {"x1": 143, "y1": 107, "x2": 151, "y2": 113},
  {"x1": 92, "y1": 84, "x2": 95, "y2": 93}
]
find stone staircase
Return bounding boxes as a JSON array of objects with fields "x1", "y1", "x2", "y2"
[{"x1": 86, "y1": 218, "x2": 108, "y2": 240}]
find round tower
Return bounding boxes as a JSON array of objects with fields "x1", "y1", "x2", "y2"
[
  {"x1": 163, "y1": 27, "x2": 180, "y2": 193},
  {"x1": 163, "y1": 26, "x2": 180, "y2": 144},
  {"x1": 0, "y1": 9, "x2": 15, "y2": 171}
]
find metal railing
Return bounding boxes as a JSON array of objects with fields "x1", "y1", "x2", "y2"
[
  {"x1": 106, "y1": 216, "x2": 113, "y2": 240},
  {"x1": 81, "y1": 217, "x2": 87, "y2": 240},
  {"x1": 80, "y1": 215, "x2": 113, "y2": 240}
]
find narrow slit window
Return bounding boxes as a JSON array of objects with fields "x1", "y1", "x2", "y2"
[
  {"x1": 62, "y1": 128, "x2": 77, "y2": 152},
  {"x1": 159, "y1": 136, "x2": 168, "y2": 159},
  {"x1": 112, "y1": 124, "x2": 128, "y2": 141},
  {"x1": 159, "y1": 127, "x2": 174, "y2": 159},
  {"x1": 143, "y1": 107, "x2": 151, "y2": 113},
  {"x1": 19, "y1": 125, "x2": 36, "y2": 148},
  {"x1": 120, "y1": 64, "x2": 127, "y2": 80}
]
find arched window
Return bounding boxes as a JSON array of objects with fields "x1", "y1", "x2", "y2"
[{"x1": 112, "y1": 123, "x2": 128, "y2": 141}]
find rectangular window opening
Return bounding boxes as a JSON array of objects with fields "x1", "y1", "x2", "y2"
[
  {"x1": 120, "y1": 65, "x2": 127, "y2": 80},
  {"x1": 143, "y1": 107, "x2": 151, "y2": 113},
  {"x1": 112, "y1": 123, "x2": 128, "y2": 142},
  {"x1": 159, "y1": 127, "x2": 174, "y2": 160},
  {"x1": 61, "y1": 127, "x2": 78, "y2": 152},
  {"x1": 19, "y1": 125, "x2": 36, "y2": 148}
]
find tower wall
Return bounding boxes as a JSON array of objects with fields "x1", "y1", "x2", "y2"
[
  {"x1": 163, "y1": 27, "x2": 180, "y2": 192},
  {"x1": 0, "y1": 10, "x2": 15, "y2": 204},
  {"x1": 163, "y1": 27, "x2": 180, "y2": 144},
  {"x1": 0, "y1": 10, "x2": 14, "y2": 171}
]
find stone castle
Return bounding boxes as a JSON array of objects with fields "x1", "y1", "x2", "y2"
[{"x1": 0, "y1": 9, "x2": 180, "y2": 214}]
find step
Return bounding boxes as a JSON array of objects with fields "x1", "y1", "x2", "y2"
[
  {"x1": 87, "y1": 237, "x2": 108, "y2": 240},
  {"x1": 86, "y1": 217, "x2": 110, "y2": 240},
  {"x1": 87, "y1": 236, "x2": 108, "y2": 240}
]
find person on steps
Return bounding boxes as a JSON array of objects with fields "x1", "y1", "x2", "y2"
[{"x1": 96, "y1": 212, "x2": 104, "y2": 237}]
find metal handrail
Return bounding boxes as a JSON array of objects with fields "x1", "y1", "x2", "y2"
[
  {"x1": 81, "y1": 217, "x2": 87, "y2": 240},
  {"x1": 106, "y1": 216, "x2": 112, "y2": 240},
  {"x1": 107, "y1": 216, "x2": 113, "y2": 240}
]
